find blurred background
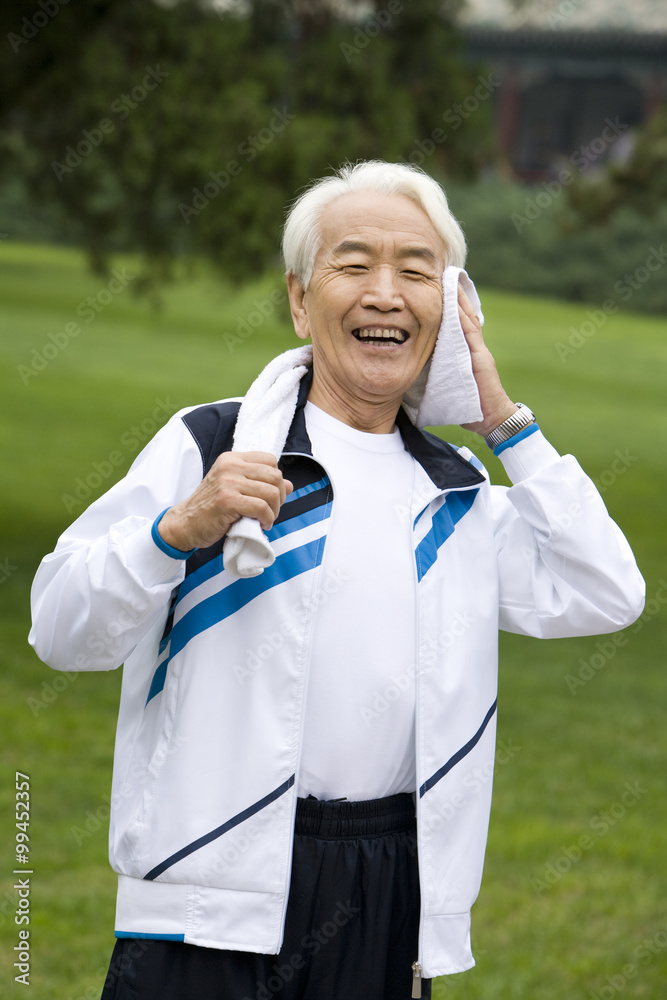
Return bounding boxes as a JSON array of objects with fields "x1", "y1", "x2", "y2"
[{"x1": 1, "y1": 1, "x2": 665, "y2": 997}]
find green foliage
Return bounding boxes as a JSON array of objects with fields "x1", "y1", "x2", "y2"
[
  {"x1": 445, "y1": 180, "x2": 667, "y2": 313},
  {"x1": 565, "y1": 104, "x2": 667, "y2": 226},
  {"x1": 0, "y1": 0, "x2": 492, "y2": 291}
]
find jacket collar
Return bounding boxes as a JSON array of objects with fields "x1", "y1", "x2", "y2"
[
  {"x1": 283, "y1": 367, "x2": 485, "y2": 491},
  {"x1": 395, "y1": 407, "x2": 485, "y2": 489},
  {"x1": 282, "y1": 366, "x2": 314, "y2": 455}
]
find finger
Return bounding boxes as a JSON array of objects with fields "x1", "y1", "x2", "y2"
[
  {"x1": 211, "y1": 452, "x2": 280, "y2": 481},
  {"x1": 235, "y1": 495, "x2": 282, "y2": 532},
  {"x1": 457, "y1": 292, "x2": 487, "y2": 356},
  {"x1": 210, "y1": 452, "x2": 292, "y2": 502},
  {"x1": 240, "y1": 460, "x2": 285, "y2": 485},
  {"x1": 457, "y1": 286, "x2": 481, "y2": 329},
  {"x1": 238, "y1": 457, "x2": 294, "y2": 503},
  {"x1": 460, "y1": 313, "x2": 485, "y2": 352},
  {"x1": 240, "y1": 472, "x2": 299, "y2": 520},
  {"x1": 242, "y1": 481, "x2": 293, "y2": 530},
  {"x1": 240, "y1": 464, "x2": 292, "y2": 507},
  {"x1": 237, "y1": 451, "x2": 280, "y2": 466},
  {"x1": 237, "y1": 477, "x2": 280, "y2": 513}
]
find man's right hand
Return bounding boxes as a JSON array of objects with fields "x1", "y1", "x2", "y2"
[{"x1": 157, "y1": 452, "x2": 293, "y2": 552}]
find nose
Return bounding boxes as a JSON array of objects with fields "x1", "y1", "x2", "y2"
[{"x1": 359, "y1": 266, "x2": 404, "y2": 312}]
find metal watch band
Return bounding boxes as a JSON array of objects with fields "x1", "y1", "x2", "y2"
[{"x1": 484, "y1": 403, "x2": 536, "y2": 450}]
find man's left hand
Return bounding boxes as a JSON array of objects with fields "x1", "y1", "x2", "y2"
[{"x1": 457, "y1": 285, "x2": 518, "y2": 437}]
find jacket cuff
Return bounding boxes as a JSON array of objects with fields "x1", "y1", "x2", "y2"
[
  {"x1": 494, "y1": 425, "x2": 561, "y2": 483},
  {"x1": 151, "y1": 508, "x2": 197, "y2": 560},
  {"x1": 121, "y1": 520, "x2": 190, "y2": 588}
]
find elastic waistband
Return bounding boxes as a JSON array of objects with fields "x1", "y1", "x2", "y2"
[{"x1": 295, "y1": 792, "x2": 416, "y2": 839}]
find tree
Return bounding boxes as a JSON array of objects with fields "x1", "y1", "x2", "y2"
[
  {"x1": 0, "y1": 0, "x2": 493, "y2": 289},
  {"x1": 564, "y1": 104, "x2": 667, "y2": 228}
]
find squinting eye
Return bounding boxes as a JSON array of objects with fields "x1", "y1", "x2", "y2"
[{"x1": 403, "y1": 270, "x2": 426, "y2": 278}]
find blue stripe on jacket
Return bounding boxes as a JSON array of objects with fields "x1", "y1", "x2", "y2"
[
  {"x1": 143, "y1": 775, "x2": 296, "y2": 881},
  {"x1": 415, "y1": 489, "x2": 479, "y2": 582},
  {"x1": 420, "y1": 699, "x2": 498, "y2": 797},
  {"x1": 146, "y1": 535, "x2": 326, "y2": 705}
]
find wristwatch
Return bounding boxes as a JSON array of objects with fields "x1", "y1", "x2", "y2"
[{"x1": 484, "y1": 403, "x2": 536, "y2": 450}]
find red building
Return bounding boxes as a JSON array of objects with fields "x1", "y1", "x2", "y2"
[{"x1": 458, "y1": 0, "x2": 667, "y2": 178}]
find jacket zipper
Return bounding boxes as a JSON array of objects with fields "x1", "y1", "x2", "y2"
[
  {"x1": 411, "y1": 961, "x2": 423, "y2": 997},
  {"x1": 275, "y1": 450, "x2": 334, "y2": 944},
  {"x1": 412, "y1": 466, "x2": 427, "y2": 997},
  {"x1": 410, "y1": 478, "x2": 480, "y2": 992}
]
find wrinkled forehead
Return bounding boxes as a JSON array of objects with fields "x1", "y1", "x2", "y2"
[{"x1": 316, "y1": 190, "x2": 447, "y2": 267}]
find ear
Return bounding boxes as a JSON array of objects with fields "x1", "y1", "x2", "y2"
[{"x1": 286, "y1": 271, "x2": 310, "y2": 341}]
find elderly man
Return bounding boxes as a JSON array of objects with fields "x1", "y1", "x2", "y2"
[{"x1": 30, "y1": 161, "x2": 644, "y2": 1000}]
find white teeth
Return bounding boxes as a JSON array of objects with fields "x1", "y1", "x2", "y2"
[{"x1": 354, "y1": 328, "x2": 408, "y2": 343}]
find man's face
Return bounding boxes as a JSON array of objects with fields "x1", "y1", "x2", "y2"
[{"x1": 288, "y1": 191, "x2": 447, "y2": 423}]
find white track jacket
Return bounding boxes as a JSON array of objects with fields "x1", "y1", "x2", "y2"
[{"x1": 29, "y1": 375, "x2": 645, "y2": 978}]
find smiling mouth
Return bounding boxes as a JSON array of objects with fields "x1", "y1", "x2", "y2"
[{"x1": 352, "y1": 327, "x2": 409, "y2": 345}]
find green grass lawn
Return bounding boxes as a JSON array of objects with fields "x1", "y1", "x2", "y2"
[{"x1": 1, "y1": 242, "x2": 665, "y2": 999}]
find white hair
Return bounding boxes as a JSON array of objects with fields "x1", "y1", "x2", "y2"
[{"x1": 282, "y1": 160, "x2": 467, "y2": 287}]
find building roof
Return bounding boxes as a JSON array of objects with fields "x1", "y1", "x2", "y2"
[{"x1": 458, "y1": 0, "x2": 667, "y2": 34}]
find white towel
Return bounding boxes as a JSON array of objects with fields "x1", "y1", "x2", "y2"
[
  {"x1": 222, "y1": 345, "x2": 312, "y2": 578},
  {"x1": 402, "y1": 266, "x2": 483, "y2": 427},
  {"x1": 222, "y1": 267, "x2": 484, "y2": 578}
]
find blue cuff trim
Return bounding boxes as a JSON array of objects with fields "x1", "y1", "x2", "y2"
[
  {"x1": 115, "y1": 931, "x2": 185, "y2": 941},
  {"x1": 493, "y1": 422, "x2": 540, "y2": 457},
  {"x1": 151, "y1": 508, "x2": 196, "y2": 560}
]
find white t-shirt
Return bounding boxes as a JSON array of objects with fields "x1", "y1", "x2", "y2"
[{"x1": 297, "y1": 402, "x2": 418, "y2": 801}]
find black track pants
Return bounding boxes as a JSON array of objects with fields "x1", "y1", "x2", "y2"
[{"x1": 101, "y1": 793, "x2": 432, "y2": 1000}]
